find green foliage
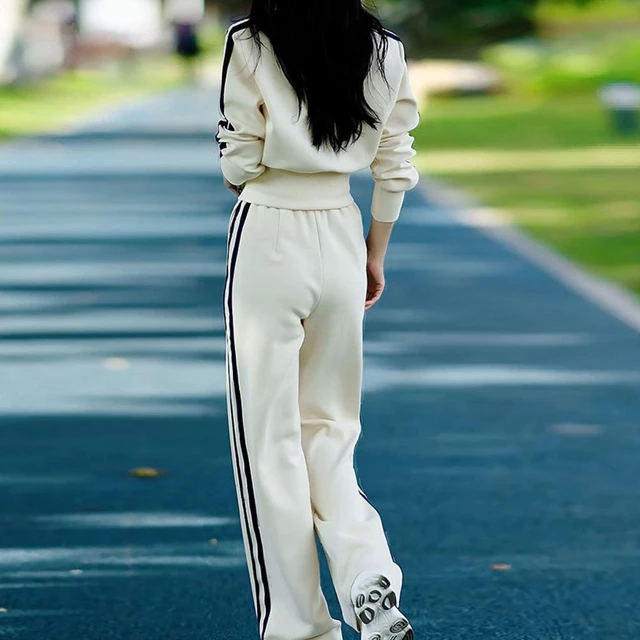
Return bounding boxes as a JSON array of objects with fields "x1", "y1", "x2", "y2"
[
  {"x1": 210, "y1": 0, "x2": 249, "y2": 22},
  {"x1": 198, "y1": 22, "x2": 226, "y2": 55},
  {"x1": 484, "y1": 33, "x2": 640, "y2": 95},
  {"x1": 535, "y1": 0, "x2": 640, "y2": 29},
  {"x1": 213, "y1": 0, "x2": 540, "y2": 55},
  {"x1": 379, "y1": 0, "x2": 540, "y2": 55}
]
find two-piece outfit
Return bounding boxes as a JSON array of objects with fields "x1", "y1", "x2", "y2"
[{"x1": 216, "y1": 18, "x2": 420, "y2": 640}]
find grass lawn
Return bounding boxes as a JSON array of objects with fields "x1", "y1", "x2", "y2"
[
  {"x1": 0, "y1": 56, "x2": 192, "y2": 141},
  {"x1": 413, "y1": 95, "x2": 640, "y2": 150},
  {"x1": 414, "y1": 95, "x2": 640, "y2": 297}
]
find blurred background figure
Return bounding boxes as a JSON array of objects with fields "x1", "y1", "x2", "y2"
[
  {"x1": 171, "y1": 22, "x2": 203, "y2": 83},
  {"x1": 167, "y1": 0, "x2": 205, "y2": 83},
  {"x1": 58, "y1": 1, "x2": 80, "y2": 70}
]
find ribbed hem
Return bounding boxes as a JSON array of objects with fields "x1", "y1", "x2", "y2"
[
  {"x1": 371, "y1": 183, "x2": 405, "y2": 223},
  {"x1": 240, "y1": 168, "x2": 354, "y2": 211}
]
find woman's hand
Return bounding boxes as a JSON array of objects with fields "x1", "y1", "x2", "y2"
[
  {"x1": 364, "y1": 218, "x2": 394, "y2": 310},
  {"x1": 224, "y1": 178, "x2": 243, "y2": 196},
  {"x1": 365, "y1": 259, "x2": 385, "y2": 310}
]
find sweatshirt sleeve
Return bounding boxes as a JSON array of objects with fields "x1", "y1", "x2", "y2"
[
  {"x1": 216, "y1": 27, "x2": 266, "y2": 187},
  {"x1": 369, "y1": 42, "x2": 421, "y2": 223}
]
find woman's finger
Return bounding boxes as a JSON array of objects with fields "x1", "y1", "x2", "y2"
[{"x1": 365, "y1": 285, "x2": 384, "y2": 309}]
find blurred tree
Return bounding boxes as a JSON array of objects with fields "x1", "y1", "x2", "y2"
[
  {"x1": 206, "y1": 0, "x2": 247, "y2": 22},
  {"x1": 207, "y1": 0, "x2": 600, "y2": 57},
  {"x1": 208, "y1": 0, "x2": 540, "y2": 55},
  {"x1": 380, "y1": 0, "x2": 541, "y2": 56}
]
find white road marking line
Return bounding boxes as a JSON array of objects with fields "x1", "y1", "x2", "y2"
[
  {"x1": 0, "y1": 542, "x2": 246, "y2": 567},
  {"x1": 367, "y1": 331, "x2": 592, "y2": 349},
  {"x1": 33, "y1": 512, "x2": 237, "y2": 529},
  {"x1": 363, "y1": 363, "x2": 640, "y2": 392},
  {"x1": 419, "y1": 177, "x2": 640, "y2": 333},
  {"x1": 550, "y1": 423, "x2": 603, "y2": 436}
]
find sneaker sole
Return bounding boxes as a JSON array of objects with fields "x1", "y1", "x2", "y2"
[{"x1": 350, "y1": 573, "x2": 414, "y2": 640}]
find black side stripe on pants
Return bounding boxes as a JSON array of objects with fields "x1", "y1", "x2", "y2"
[
  {"x1": 358, "y1": 487, "x2": 375, "y2": 508},
  {"x1": 225, "y1": 201, "x2": 272, "y2": 639},
  {"x1": 224, "y1": 201, "x2": 263, "y2": 626},
  {"x1": 224, "y1": 202, "x2": 263, "y2": 627},
  {"x1": 224, "y1": 201, "x2": 264, "y2": 628},
  {"x1": 226, "y1": 200, "x2": 242, "y2": 254}
]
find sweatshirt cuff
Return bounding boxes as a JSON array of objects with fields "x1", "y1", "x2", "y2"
[
  {"x1": 371, "y1": 183, "x2": 405, "y2": 223},
  {"x1": 221, "y1": 157, "x2": 265, "y2": 188}
]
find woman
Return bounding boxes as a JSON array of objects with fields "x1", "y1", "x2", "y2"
[
  {"x1": 217, "y1": 2, "x2": 420, "y2": 639},
  {"x1": 172, "y1": 20, "x2": 202, "y2": 82}
]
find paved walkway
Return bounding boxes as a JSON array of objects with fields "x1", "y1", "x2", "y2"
[{"x1": 1, "y1": 86, "x2": 639, "y2": 640}]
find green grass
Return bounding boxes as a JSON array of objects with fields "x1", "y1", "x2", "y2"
[
  {"x1": 535, "y1": 0, "x2": 640, "y2": 27},
  {"x1": 484, "y1": 33, "x2": 640, "y2": 96},
  {"x1": 414, "y1": 95, "x2": 639, "y2": 150},
  {"x1": 0, "y1": 56, "x2": 187, "y2": 141},
  {"x1": 414, "y1": 95, "x2": 640, "y2": 297}
]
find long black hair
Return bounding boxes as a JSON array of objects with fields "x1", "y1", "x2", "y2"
[{"x1": 245, "y1": 0, "x2": 390, "y2": 153}]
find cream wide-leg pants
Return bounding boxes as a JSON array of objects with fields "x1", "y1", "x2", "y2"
[{"x1": 223, "y1": 199, "x2": 403, "y2": 640}]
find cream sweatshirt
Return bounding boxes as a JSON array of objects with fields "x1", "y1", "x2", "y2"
[{"x1": 216, "y1": 19, "x2": 421, "y2": 223}]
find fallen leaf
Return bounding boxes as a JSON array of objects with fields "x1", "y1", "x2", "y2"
[{"x1": 129, "y1": 467, "x2": 164, "y2": 478}]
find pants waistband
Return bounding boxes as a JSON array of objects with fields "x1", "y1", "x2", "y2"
[{"x1": 239, "y1": 168, "x2": 354, "y2": 211}]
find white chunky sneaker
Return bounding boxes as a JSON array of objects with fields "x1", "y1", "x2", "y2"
[{"x1": 350, "y1": 571, "x2": 414, "y2": 640}]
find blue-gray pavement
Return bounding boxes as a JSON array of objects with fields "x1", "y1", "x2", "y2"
[{"x1": 0, "y1": 85, "x2": 639, "y2": 640}]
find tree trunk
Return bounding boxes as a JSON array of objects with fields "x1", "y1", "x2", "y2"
[{"x1": 0, "y1": 0, "x2": 29, "y2": 82}]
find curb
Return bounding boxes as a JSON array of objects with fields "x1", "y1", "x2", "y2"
[{"x1": 418, "y1": 175, "x2": 640, "y2": 334}]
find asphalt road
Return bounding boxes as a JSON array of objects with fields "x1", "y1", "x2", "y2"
[{"x1": 1, "y1": 85, "x2": 639, "y2": 640}]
